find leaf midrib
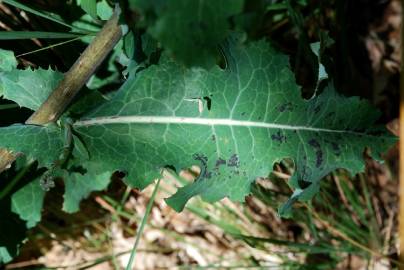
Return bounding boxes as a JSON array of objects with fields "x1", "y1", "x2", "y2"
[{"x1": 74, "y1": 115, "x2": 382, "y2": 137}]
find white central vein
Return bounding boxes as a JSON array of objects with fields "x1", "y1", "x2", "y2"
[{"x1": 74, "y1": 115, "x2": 365, "y2": 135}]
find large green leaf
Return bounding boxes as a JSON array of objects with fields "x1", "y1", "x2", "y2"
[
  {"x1": 130, "y1": 0, "x2": 244, "y2": 67},
  {"x1": 73, "y1": 39, "x2": 396, "y2": 213}
]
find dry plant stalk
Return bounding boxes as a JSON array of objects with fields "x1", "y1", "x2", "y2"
[
  {"x1": 0, "y1": 10, "x2": 122, "y2": 173},
  {"x1": 26, "y1": 11, "x2": 122, "y2": 124}
]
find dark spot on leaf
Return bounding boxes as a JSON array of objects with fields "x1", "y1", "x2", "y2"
[
  {"x1": 215, "y1": 158, "x2": 226, "y2": 169},
  {"x1": 308, "y1": 139, "x2": 320, "y2": 148},
  {"x1": 308, "y1": 139, "x2": 323, "y2": 168},
  {"x1": 301, "y1": 165, "x2": 312, "y2": 180},
  {"x1": 241, "y1": 112, "x2": 246, "y2": 116},
  {"x1": 326, "y1": 112, "x2": 335, "y2": 118},
  {"x1": 193, "y1": 153, "x2": 211, "y2": 179},
  {"x1": 228, "y1": 154, "x2": 240, "y2": 167},
  {"x1": 271, "y1": 130, "x2": 286, "y2": 143},
  {"x1": 278, "y1": 102, "x2": 293, "y2": 112},
  {"x1": 211, "y1": 135, "x2": 216, "y2": 141}
]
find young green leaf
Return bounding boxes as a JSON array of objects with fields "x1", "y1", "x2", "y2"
[
  {"x1": 73, "y1": 39, "x2": 396, "y2": 214},
  {"x1": 0, "y1": 68, "x2": 63, "y2": 111},
  {"x1": 0, "y1": 49, "x2": 63, "y2": 110},
  {"x1": 0, "y1": 49, "x2": 17, "y2": 72}
]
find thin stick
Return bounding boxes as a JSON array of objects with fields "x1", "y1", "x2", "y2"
[
  {"x1": 26, "y1": 10, "x2": 122, "y2": 124},
  {"x1": 399, "y1": 0, "x2": 404, "y2": 266},
  {"x1": 16, "y1": 36, "x2": 87, "y2": 57}
]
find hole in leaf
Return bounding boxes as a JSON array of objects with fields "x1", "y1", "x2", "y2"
[
  {"x1": 179, "y1": 165, "x2": 201, "y2": 181},
  {"x1": 203, "y1": 96, "x2": 212, "y2": 110},
  {"x1": 164, "y1": 165, "x2": 177, "y2": 173}
]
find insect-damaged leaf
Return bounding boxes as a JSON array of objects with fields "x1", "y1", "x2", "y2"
[{"x1": 73, "y1": 38, "x2": 396, "y2": 214}]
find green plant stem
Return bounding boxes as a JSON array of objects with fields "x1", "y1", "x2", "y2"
[
  {"x1": 0, "y1": 104, "x2": 19, "y2": 110},
  {"x1": 125, "y1": 179, "x2": 161, "y2": 270}
]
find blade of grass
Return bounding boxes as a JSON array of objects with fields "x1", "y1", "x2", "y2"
[
  {"x1": 125, "y1": 179, "x2": 161, "y2": 270},
  {"x1": 0, "y1": 31, "x2": 89, "y2": 40},
  {"x1": 0, "y1": 104, "x2": 19, "y2": 110},
  {"x1": 0, "y1": 161, "x2": 34, "y2": 200},
  {"x1": 2, "y1": 0, "x2": 91, "y2": 33}
]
